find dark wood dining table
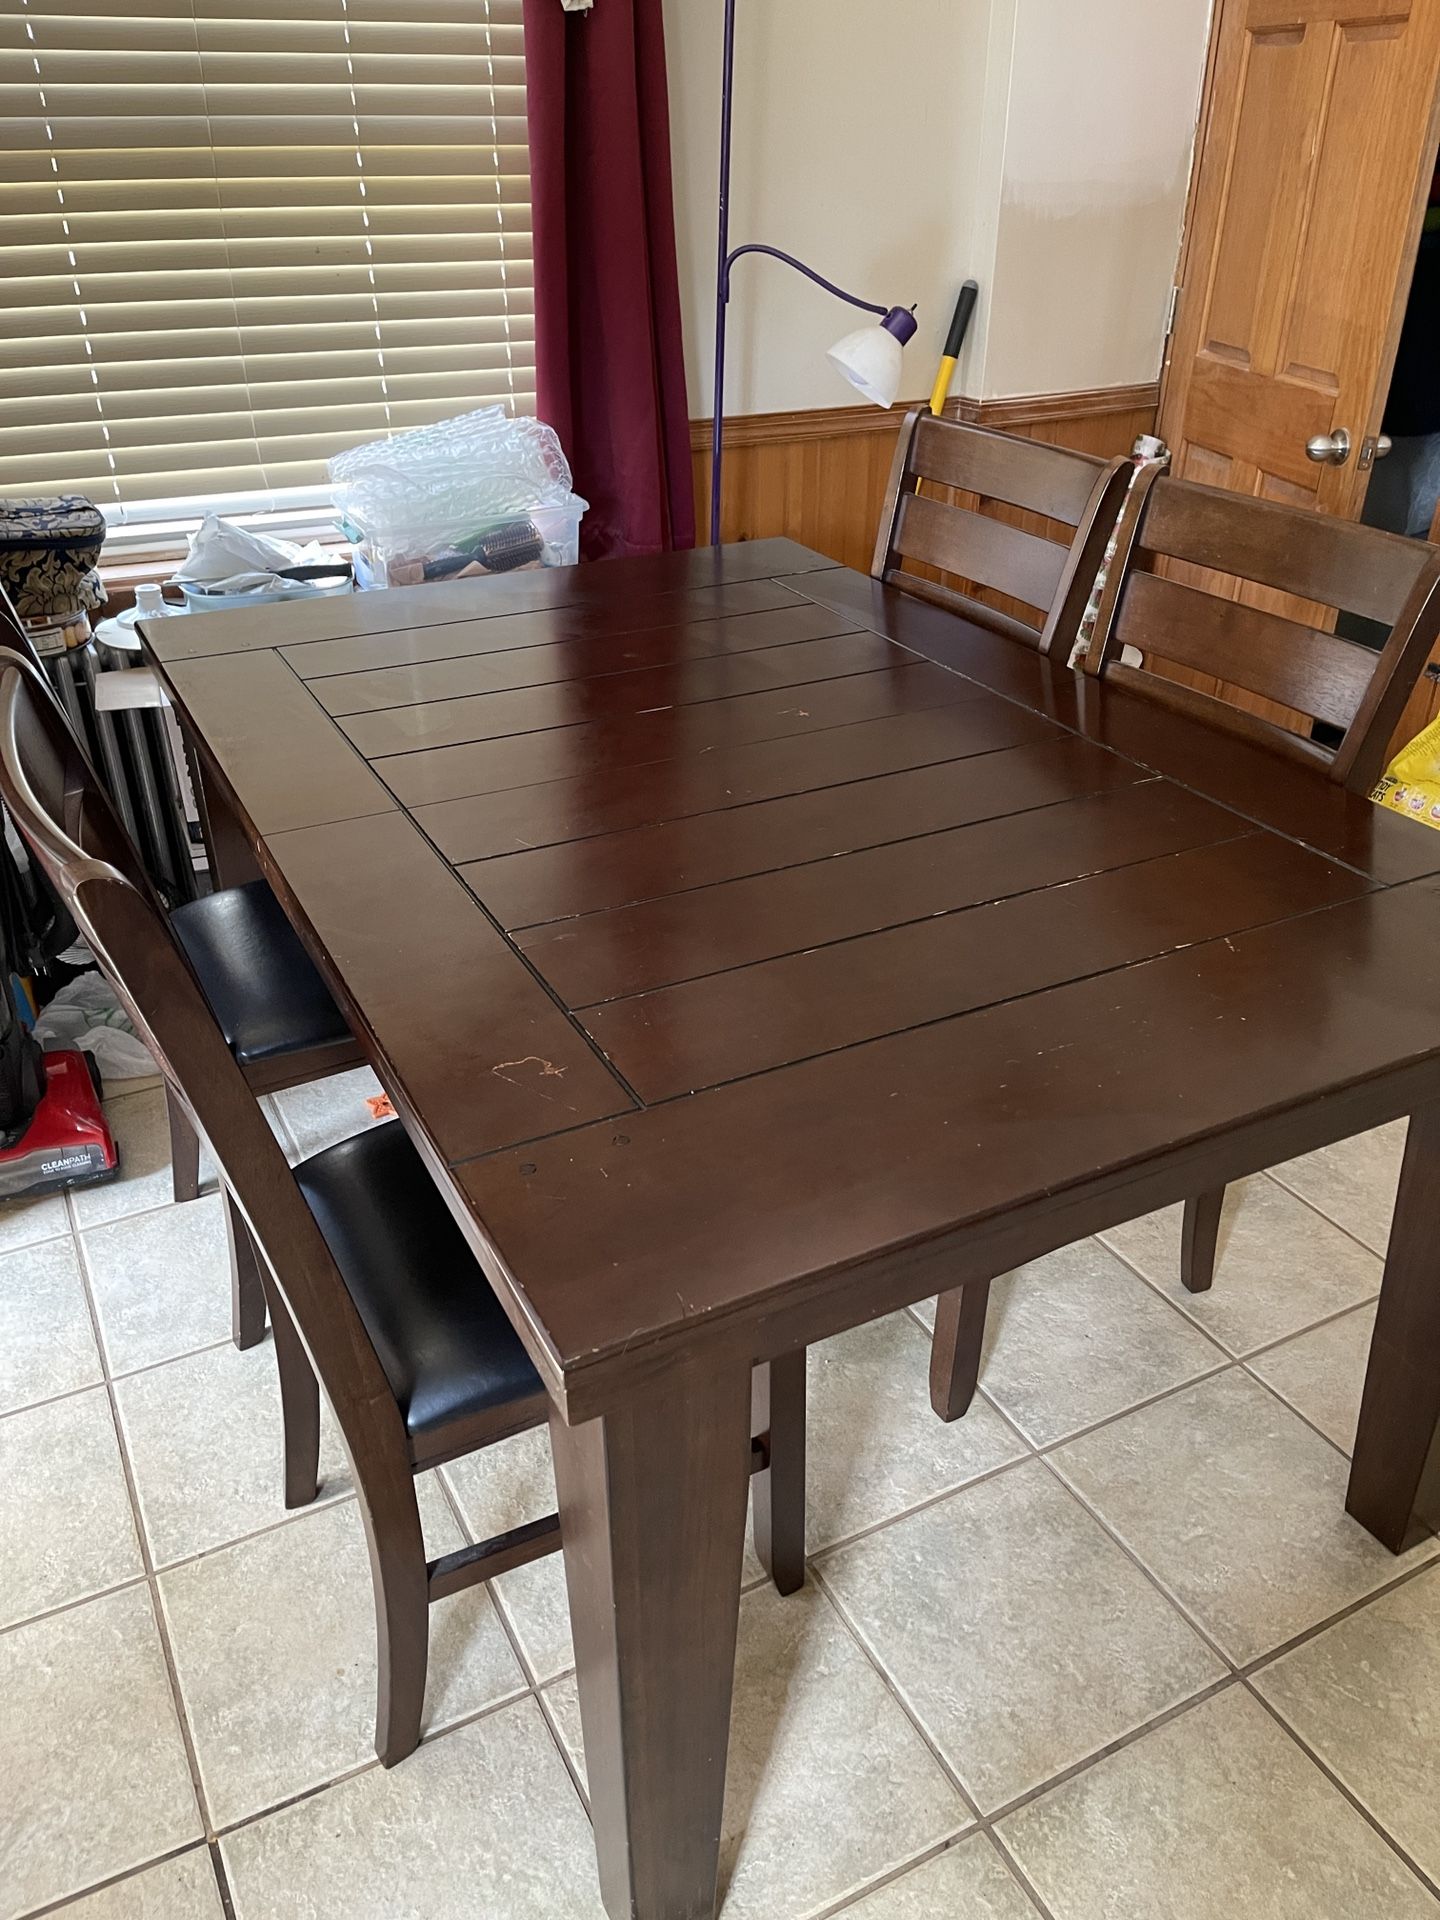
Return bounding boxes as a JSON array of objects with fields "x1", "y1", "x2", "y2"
[{"x1": 142, "y1": 536, "x2": 1440, "y2": 1920}]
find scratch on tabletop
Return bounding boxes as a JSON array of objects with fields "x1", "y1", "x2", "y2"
[{"x1": 490, "y1": 1056, "x2": 576, "y2": 1110}]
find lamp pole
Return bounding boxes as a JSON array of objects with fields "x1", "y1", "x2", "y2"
[{"x1": 709, "y1": 0, "x2": 915, "y2": 546}]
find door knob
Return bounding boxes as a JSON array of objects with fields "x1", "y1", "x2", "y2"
[
  {"x1": 1375, "y1": 434, "x2": 1393, "y2": 459},
  {"x1": 1305, "y1": 428, "x2": 1352, "y2": 465}
]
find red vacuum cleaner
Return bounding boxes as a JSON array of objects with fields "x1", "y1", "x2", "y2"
[
  {"x1": 0, "y1": 828, "x2": 117, "y2": 1199},
  {"x1": 0, "y1": 1042, "x2": 117, "y2": 1199}
]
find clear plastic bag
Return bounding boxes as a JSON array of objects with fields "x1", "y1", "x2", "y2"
[{"x1": 329, "y1": 406, "x2": 584, "y2": 585}]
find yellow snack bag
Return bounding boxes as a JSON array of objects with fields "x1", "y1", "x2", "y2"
[{"x1": 1372, "y1": 711, "x2": 1440, "y2": 831}]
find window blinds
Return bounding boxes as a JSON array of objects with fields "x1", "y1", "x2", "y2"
[{"x1": 0, "y1": 0, "x2": 532, "y2": 512}]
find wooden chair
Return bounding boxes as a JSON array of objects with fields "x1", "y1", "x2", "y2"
[
  {"x1": 872, "y1": 409, "x2": 1134, "y2": 655},
  {"x1": 1083, "y1": 467, "x2": 1440, "y2": 789},
  {"x1": 0, "y1": 646, "x2": 806, "y2": 1766},
  {"x1": 928, "y1": 472, "x2": 1440, "y2": 1427},
  {"x1": 0, "y1": 579, "x2": 365, "y2": 1217}
]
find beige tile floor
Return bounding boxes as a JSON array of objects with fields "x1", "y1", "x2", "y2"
[{"x1": 1, "y1": 1076, "x2": 1437, "y2": 1919}]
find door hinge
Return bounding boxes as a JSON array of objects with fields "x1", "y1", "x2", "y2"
[{"x1": 1163, "y1": 284, "x2": 1182, "y2": 342}]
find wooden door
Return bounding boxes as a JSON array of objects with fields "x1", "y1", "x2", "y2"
[
  {"x1": 1161, "y1": 0, "x2": 1440, "y2": 519},
  {"x1": 1157, "y1": 0, "x2": 1440, "y2": 742}
]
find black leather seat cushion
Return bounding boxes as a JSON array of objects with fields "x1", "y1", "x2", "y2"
[
  {"x1": 171, "y1": 880, "x2": 351, "y2": 1066},
  {"x1": 296, "y1": 1120, "x2": 542, "y2": 1444}
]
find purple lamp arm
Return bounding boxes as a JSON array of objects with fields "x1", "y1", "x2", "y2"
[
  {"x1": 720, "y1": 245, "x2": 891, "y2": 317},
  {"x1": 710, "y1": 245, "x2": 905, "y2": 545}
]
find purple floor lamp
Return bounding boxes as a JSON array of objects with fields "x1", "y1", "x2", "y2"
[{"x1": 708, "y1": 0, "x2": 918, "y2": 545}]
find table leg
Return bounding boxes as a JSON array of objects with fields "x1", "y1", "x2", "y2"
[
  {"x1": 1347, "y1": 1101, "x2": 1440, "y2": 1553},
  {"x1": 186, "y1": 733, "x2": 263, "y2": 889},
  {"x1": 549, "y1": 1359, "x2": 752, "y2": 1920}
]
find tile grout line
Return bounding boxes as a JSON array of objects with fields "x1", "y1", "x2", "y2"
[
  {"x1": 14, "y1": 1120, "x2": 1426, "y2": 1914},
  {"x1": 1238, "y1": 1552, "x2": 1440, "y2": 1683},
  {"x1": 844, "y1": 1388, "x2": 1431, "y2": 1847},
  {"x1": 1235, "y1": 1355, "x2": 1369, "y2": 1463},
  {"x1": 811, "y1": 1555, "x2": 1232, "y2": 1919},
  {"x1": 1096, "y1": 1217, "x2": 1380, "y2": 1376},
  {"x1": 208, "y1": 1685, "x2": 540, "y2": 1850},
  {"x1": 208, "y1": 1838, "x2": 238, "y2": 1920},
  {"x1": 1242, "y1": 1677, "x2": 1440, "y2": 1904},
  {"x1": 0, "y1": 1479, "x2": 367, "y2": 1644},
  {"x1": 15, "y1": 1843, "x2": 214, "y2": 1920},
  {"x1": 1032, "y1": 1446, "x2": 1253, "y2": 1674},
  {"x1": 187, "y1": 1414, "x2": 1440, "y2": 1913},
  {"x1": 1033, "y1": 1229, "x2": 1391, "y2": 1471},
  {"x1": 0, "y1": 1334, "x2": 236, "y2": 1431},
  {"x1": 806, "y1": 1561, "x2": 985, "y2": 1822},
  {"x1": 980, "y1": 1673, "x2": 1242, "y2": 1832},
  {"x1": 68, "y1": 1217, "x2": 221, "y2": 1849},
  {"x1": 1039, "y1": 1441, "x2": 1438, "y2": 1699},
  {"x1": 533, "y1": 1684, "x2": 591, "y2": 1818},
  {"x1": 808, "y1": 1834, "x2": 1011, "y2": 1920},
  {"x1": 1025, "y1": 1358, "x2": 1234, "y2": 1459},
  {"x1": 429, "y1": 1462, "x2": 550, "y2": 1696},
  {"x1": 1235, "y1": 1290, "x2": 1382, "y2": 1363},
  {"x1": 984, "y1": 1830, "x2": 1066, "y2": 1920},
  {"x1": 425, "y1": 1462, "x2": 596, "y2": 1814},
  {"x1": 1262, "y1": 1161, "x2": 1394, "y2": 1264},
  {"x1": 905, "y1": 1230, "x2": 1384, "y2": 1471},
  {"x1": 805, "y1": 1453, "x2": 1038, "y2": 1569},
  {"x1": 0, "y1": 1569, "x2": 151, "y2": 1643}
]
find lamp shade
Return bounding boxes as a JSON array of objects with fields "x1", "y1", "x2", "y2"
[{"x1": 826, "y1": 305, "x2": 917, "y2": 408}]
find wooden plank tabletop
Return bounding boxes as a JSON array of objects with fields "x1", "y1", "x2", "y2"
[{"x1": 143, "y1": 541, "x2": 1440, "y2": 1419}]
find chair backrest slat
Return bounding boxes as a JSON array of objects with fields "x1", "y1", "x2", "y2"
[
  {"x1": 904, "y1": 413, "x2": 1109, "y2": 525},
  {"x1": 1142, "y1": 480, "x2": 1424, "y2": 627},
  {"x1": 0, "y1": 651, "x2": 403, "y2": 1465},
  {"x1": 1118, "y1": 573, "x2": 1378, "y2": 730},
  {"x1": 872, "y1": 409, "x2": 1132, "y2": 656},
  {"x1": 1086, "y1": 471, "x2": 1440, "y2": 794},
  {"x1": 892, "y1": 490, "x2": 1068, "y2": 612}
]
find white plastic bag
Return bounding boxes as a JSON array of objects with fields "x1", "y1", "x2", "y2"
[
  {"x1": 32, "y1": 973, "x2": 156, "y2": 1084},
  {"x1": 172, "y1": 516, "x2": 343, "y2": 602}
]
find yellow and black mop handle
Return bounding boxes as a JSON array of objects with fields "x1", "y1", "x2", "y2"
[{"x1": 929, "y1": 280, "x2": 979, "y2": 417}]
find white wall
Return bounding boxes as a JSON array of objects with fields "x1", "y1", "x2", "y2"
[
  {"x1": 982, "y1": 0, "x2": 1214, "y2": 397},
  {"x1": 662, "y1": 0, "x2": 988, "y2": 415},
  {"x1": 663, "y1": 0, "x2": 1213, "y2": 413}
]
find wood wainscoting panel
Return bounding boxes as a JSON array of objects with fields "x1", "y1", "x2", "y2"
[{"x1": 691, "y1": 386, "x2": 1159, "y2": 574}]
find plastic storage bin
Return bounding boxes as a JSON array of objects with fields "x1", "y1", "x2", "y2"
[{"x1": 350, "y1": 498, "x2": 586, "y2": 591}]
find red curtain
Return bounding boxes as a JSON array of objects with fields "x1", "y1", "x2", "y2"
[{"x1": 523, "y1": 0, "x2": 696, "y2": 560}]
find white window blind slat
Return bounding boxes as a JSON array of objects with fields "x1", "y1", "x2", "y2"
[{"x1": 0, "y1": 0, "x2": 530, "y2": 509}]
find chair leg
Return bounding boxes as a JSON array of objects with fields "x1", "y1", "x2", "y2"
[
  {"x1": 223, "y1": 1187, "x2": 267, "y2": 1351},
  {"x1": 355, "y1": 1458, "x2": 431, "y2": 1767},
  {"x1": 166, "y1": 1083, "x2": 202, "y2": 1204},
  {"x1": 268, "y1": 1284, "x2": 322, "y2": 1510},
  {"x1": 930, "y1": 1280, "x2": 990, "y2": 1422},
  {"x1": 1181, "y1": 1187, "x2": 1225, "y2": 1294},
  {"x1": 222, "y1": 1189, "x2": 321, "y2": 1505},
  {"x1": 752, "y1": 1351, "x2": 806, "y2": 1596}
]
